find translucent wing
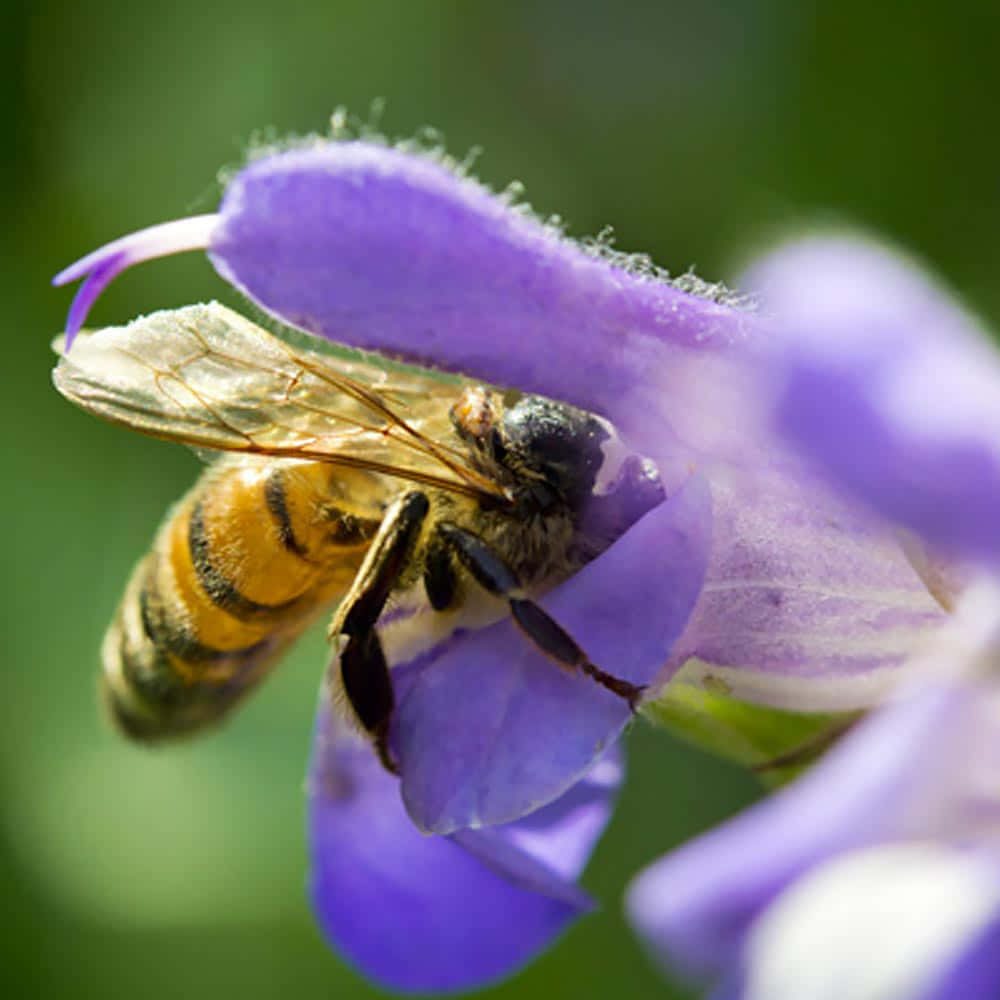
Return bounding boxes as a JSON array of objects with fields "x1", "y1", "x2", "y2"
[{"x1": 53, "y1": 302, "x2": 506, "y2": 501}]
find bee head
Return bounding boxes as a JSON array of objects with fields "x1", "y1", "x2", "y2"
[
  {"x1": 498, "y1": 395, "x2": 610, "y2": 507},
  {"x1": 451, "y1": 388, "x2": 624, "y2": 509}
]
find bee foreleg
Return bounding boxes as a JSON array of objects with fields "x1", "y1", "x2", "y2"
[
  {"x1": 436, "y1": 522, "x2": 645, "y2": 710},
  {"x1": 328, "y1": 492, "x2": 430, "y2": 773}
]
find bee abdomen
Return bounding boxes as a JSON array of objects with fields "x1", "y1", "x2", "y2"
[
  {"x1": 101, "y1": 553, "x2": 282, "y2": 740},
  {"x1": 187, "y1": 497, "x2": 308, "y2": 623},
  {"x1": 100, "y1": 459, "x2": 384, "y2": 741}
]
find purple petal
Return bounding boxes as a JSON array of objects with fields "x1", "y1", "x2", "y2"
[
  {"x1": 208, "y1": 142, "x2": 758, "y2": 429},
  {"x1": 55, "y1": 144, "x2": 761, "y2": 467},
  {"x1": 627, "y1": 687, "x2": 966, "y2": 978},
  {"x1": 308, "y1": 700, "x2": 614, "y2": 995},
  {"x1": 746, "y1": 236, "x2": 1000, "y2": 566},
  {"x1": 53, "y1": 215, "x2": 217, "y2": 344},
  {"x1": 666, "y1": 456, "x2": 946, "y2": 711},
  {"x1": 710, "y1": 976, "x2": 746, "y2": 1000},
  {"x1": 627, "y1": 578, "x2": 1000, "y2": 984},
  {"x1": 61, "y1": 253, "x2": 128, "y2": 347},
  {"x1": 52, "y1": 144, "x2": 759, "y2": 450},
  {"x1": 393, "y1": 474, "x2": 711, "y2": 834},
  {"x1": 451, "y1": 744, "x2": 622, "y2": 893},
  {"x1": 491, "y1": 749, "x2": 622, "y2": 882}
]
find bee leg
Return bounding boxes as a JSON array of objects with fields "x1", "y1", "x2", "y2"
[
  {"x1": 423, "y1": 538, "x2": 458, "y2": 611},
  {"x1": 436, "y1": 522, "x2": 646, "y2": 709},
  {"x1": 328, "y1": 492, "x2": 429, "y2": 773}
]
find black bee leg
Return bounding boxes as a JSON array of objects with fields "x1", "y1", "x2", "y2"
[
  {"x1": 328, "y1": 492, "x2": 429, "y2": 773},
  {"x1": 505, "y1": 599, "x2": 646, "y2": 709},
  {"x1": 436, "y1": 522, "x2": 646, "y2": 710},
  {"x1": 423, "y1": 537, "x2": 458, "y2": 611}
]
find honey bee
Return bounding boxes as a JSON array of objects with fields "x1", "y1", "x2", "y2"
[{"x1": 54, "y1": 302, "x2": 664, "y2": 770}]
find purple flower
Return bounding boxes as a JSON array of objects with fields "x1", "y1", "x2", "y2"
[
  {"x1": 627, "y1": 236, "x2": 1000, "y2": 999},
  {"x1": 55, "y1": 141, "x2": 944, "y2": 714},
  {"x1": 55, "y1": 142, "x2": 948, "y2": 990}
]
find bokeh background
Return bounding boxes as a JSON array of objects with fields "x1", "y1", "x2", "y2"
[{"x1": 4, "y1": 2, "x2": 999, "y2": 997}]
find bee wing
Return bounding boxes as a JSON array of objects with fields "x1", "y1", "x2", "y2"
[{"x1": 53, "y1": 302, "x2": 506, "y2": 501}]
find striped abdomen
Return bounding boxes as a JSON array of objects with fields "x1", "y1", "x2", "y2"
[{"x1": 102, "y1": 457, "x2": 387, "y2": 739}]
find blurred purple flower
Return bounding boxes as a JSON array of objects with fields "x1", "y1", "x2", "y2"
[
  {"x1": 55, "y1": 143, "x2": 949, "y2": 990},
  {"x1": 750, "y1": 237, "x2": 1000, "y2": 572},
  {"x1": 627, "y1": 236, "x2": 1000, "y2": 999},
  {"x1": 629, "y1": 584, "x2": 1000, "y2": 1000}
]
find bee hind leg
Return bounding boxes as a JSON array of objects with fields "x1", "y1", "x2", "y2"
[
  {"x1": 327, "y1": 492, "x2": 430, "y2": 773},
  {"x1": 436, "y1": 522, "x2": 646, "y2": 710}
]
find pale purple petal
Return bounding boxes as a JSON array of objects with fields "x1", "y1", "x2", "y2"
[
  {"x1": 393, "y1": 475, "x2": 711, "y2": 834},
  {"x1": 738, "y1": 845, "x2": 1000, "y2": 1000},
  {"x1": 628, "y1": 577, "x2": 1000, "y2": 984},
  {"x1": 630, "y1": 581, "x2": 1000, "y2": 979},
  {"x1": 627, "y1": 687, "x2": 967, "y2": 978},
  {"x1": 308, "y1": 700, "x2": 616, "y2": 994},
  {"x1": 746, "y1": 236, "x2": 1000, "y2": 566},
  {"x1": 53, "y1": 215, "x2": 217, "y2": 345},
  {"x1": 208, "y1": 142, "x2": 759, "y2": 430},
  {"x1": 665, "y1": 458, "x2": 946, "y2": 711}
]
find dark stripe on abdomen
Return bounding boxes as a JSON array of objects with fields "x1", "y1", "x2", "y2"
[
  {"x1": 265, "y1": 468, "x2": 310, "y2": 557},
  {"x1": 188, "y1": 499, "x2": 304, "y2": 622},
  {"x1": 139, "y1": 578, "x2": 272, "y2": 666}
]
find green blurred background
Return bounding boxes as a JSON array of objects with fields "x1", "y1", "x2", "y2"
[{"x1": 4, "y1": 1, "x2": 999, "y2": 997}]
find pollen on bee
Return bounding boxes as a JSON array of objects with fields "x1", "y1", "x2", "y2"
[{"x1": 450, "y1": 386, "x2": 494, "y2": 440}]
